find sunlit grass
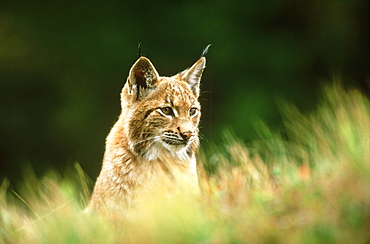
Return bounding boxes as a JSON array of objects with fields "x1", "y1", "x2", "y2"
[{"x1": 1, "y1": 83, "x2": 369, "y2": 243}]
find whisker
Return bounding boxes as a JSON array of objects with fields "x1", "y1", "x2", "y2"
[
  {"x1": 132, "y1": 135, "x2": 163, "y2": 147},
  {"x1": 146, "y1": 136, "x2": 163, "y2": 147}
]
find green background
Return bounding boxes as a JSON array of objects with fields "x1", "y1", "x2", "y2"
[{"x1": 0, "y1": 0, "x2": 368, "y2": 184}]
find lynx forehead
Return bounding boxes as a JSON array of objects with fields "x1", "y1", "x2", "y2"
[
  {"x1": 157, "y1": 80, "x2": 199, "y2": 112},
  {"x1": 167, "y1": 81, "x2": 197, "y2": 102},
  {"x1": 88, "y1": 51, "x2": 207, "y2": 212}
]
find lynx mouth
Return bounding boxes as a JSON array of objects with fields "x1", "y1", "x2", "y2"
[
  {"x1": 161, "y1": 131, "x2": 189, "y2": 147},
  {"x1": 162, "y1": 138, "x2": 187, "y2": 146}
]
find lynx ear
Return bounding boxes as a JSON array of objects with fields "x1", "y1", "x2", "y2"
[
  {"x1": 127, "y1": 57, "x2": 159, "y2": 100},
  {"x1": 179, "y1": 57, "x2": 206, "y2": 97}
]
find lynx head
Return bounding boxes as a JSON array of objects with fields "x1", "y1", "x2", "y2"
[{"x1": 120, "y1": 55, "x2": 206, "y2": 161}]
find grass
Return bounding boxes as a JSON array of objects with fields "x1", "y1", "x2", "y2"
[{"x1": 1, "y1": 82, "x2": 369, "y2": 243}]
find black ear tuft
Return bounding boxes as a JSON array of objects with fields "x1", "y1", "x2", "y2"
[
  {"x1": 137, "y1": 42, "x2": 143, "y2": 58},
  {"x1": 200, "y1": 44, "x2": 212, "y2": 58}
]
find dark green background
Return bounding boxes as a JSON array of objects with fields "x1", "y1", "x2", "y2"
[{"x1": 1, "y1": 0, "x2": 368, "y2": 184}]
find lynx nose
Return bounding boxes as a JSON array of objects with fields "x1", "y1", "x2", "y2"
[{"x1": 179, "y1": 131, "x2": 194, "y2": 141}]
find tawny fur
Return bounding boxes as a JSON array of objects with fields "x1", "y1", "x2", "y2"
[{"x1": 88, "y1": 55, "x2": 206, "y2": 211}]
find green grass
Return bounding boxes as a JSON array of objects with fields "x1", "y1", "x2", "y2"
[{"x1": 1, "y1": 83, "x2": 369, "y2": 243}]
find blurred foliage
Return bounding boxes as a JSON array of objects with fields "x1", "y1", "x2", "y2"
[
  {"x1": 0, "y1": 0, "x2": 369, "y2": 183},
  {"x1": 1, "y1": 84, "x2": 369, "y2": 243}
]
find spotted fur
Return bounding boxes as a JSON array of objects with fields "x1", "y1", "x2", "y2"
[{"x1": 88, "y1": 55, "x2": 206, "y2": 211}]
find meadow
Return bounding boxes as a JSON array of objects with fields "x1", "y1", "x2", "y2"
[{"x1": 1, "y1": 83, "x2": 369, "y2": 243}]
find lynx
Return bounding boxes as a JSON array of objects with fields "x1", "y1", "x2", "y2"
[{"x1": 88, "y1": 49, "x2": 207, "y2": 211}]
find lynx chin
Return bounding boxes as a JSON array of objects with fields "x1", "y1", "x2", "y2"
[{"x1": 88, "y1": 51, "x2": 207, "y2": 211}]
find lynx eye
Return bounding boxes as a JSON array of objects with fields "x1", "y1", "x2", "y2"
[
  {"x1": 189, "y1": 108, "x2": 198, "y2": 116},
  {"x1": 160, "y1": 107, "x2": 173, "y2": 116}
]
